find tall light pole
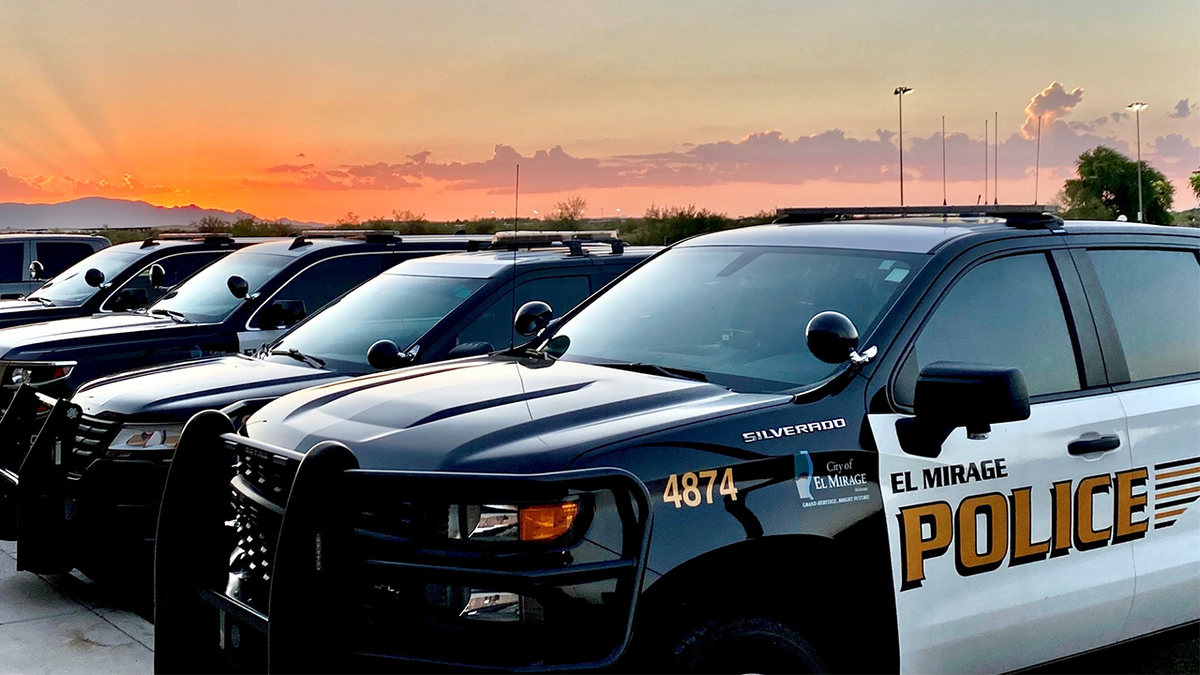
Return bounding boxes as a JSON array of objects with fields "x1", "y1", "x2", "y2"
[
  {"x1": 1127, "y1": 102, "x2": 1147, "y2": 221},
  {"x1": 894, "y1": 86, "x2": 913, "y2": 205}
]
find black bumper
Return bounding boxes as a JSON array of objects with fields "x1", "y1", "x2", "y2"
[{"x1": 155, "y1": 410, "x2": 653, "y2": 673}]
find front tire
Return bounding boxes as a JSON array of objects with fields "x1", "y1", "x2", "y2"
[{"x1": 665, "y1": 616, "x2": 825, "y2": 674}]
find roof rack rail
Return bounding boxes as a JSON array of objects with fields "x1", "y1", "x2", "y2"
[
  {"x1": 150, "y1": 233, "x2": 236, "y2": 245},
  {"x1": 774, "y1": 204, "x2": 1062, "y2": 229},
  {"x1": 491, "y1": 229, "x2": 625, "y2": 255}
]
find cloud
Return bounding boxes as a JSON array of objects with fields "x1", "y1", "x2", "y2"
[
  {"x1": 1110, "y1": 111, "x2": 1129, "y2": 123},
  {"x1": 1152, "y1": 134, "x2": 1198, "y2": 163},
  {"x1": 1168, "y1": 98, "x2": 1197, "y2": 118},
  {"x1": 0, "y1": 168, "x2": 57, "y2": 198},
  {"x1": 1022, "y1": 82, "x2": 1085, "y2": 138},
  {"x1": 265, "y1": 163, "x2": 316, "y2": 174},
  {"x1": 62, "y1": 173, "x2": 174, "y2": 196}
]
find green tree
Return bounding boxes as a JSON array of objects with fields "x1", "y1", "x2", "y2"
[
  {"x1": 1190, "y1": 171, "x2": 1200, "y2": 202},
  {"x1": 1060, "y1": 146, "x2": 1174, "y2": 224},
  {"x1": 550, "y1": 195, "x2": 588, "y2": 227}
]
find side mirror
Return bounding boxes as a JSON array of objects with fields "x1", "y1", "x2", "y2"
[
  {"x1": 806, "y1": 311, "x2": 860, "y2": 364},
  {"x1": 259, "y1": 300, "x2": 307, "y2": 330},
  {"x1": 367, "y1": 339, "x2": 415, "y2": 370},
  {"x1": 84, "y1": 268, "x2": 106, "y2": 288},
  {"x1": 514, "y1": 301, "x2": 553, "y2": 338},
  {"x1": 28, "y1": 261, "x2": 44, "y2": 281},
  {"x1": 149, "y1": 264, "x2": 166, "y2": 289},
  {"x1": 227, "y1": 275, "x2": 250, "y2": 299},
  {"x1": 896, "y1": 362, "x2": 1030, "y2": 457}
]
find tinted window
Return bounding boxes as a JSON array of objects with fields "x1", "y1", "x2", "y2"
[
  {"x1": 454, "y1": 275, "x2": 592, "y2": 352},
  {"x1": 1089, "y1": 249, "x2": 1200, "y2": 381},
  {"x1": 28, "y1": 247, "x2": 143, "y2": 305},
  {"x1": 151, "y1": 251, "x2": 291, "y2": 323},
  {"x1": 271, "y1": 274, "x2": 487, "y2": 373},
  {"x1": 552, "y1": 247, "x2": 921, "y2": 392},
  {"x1": 250, "y1": 254, "x2": 389, "y2": 328},
  {"x1": 36, "y1": 241, "x2": 97, "y2": 277},
  {"x1": 895, "y1": 253, "x2": 1080, "y2": 406},
  {"x1": 103, "y1": 251, "x2": 225, "y2": 311},
  {"x1": 0, "y1": 243, "x2": 23, "y2": 283}
]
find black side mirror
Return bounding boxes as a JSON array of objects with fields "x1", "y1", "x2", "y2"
[
  {"x1": 149, "y1": 264, "x2": 166, "y2": 289},
  {"x1": 227, "y1": 275, "x2": 249, "y2": 299},
  {"x1": 84, "y1": 268, "x2": 106, "y2": 288},
  {"x1": 367, "y1": 339, "x2": 414, "y2": 370},
  {"x1": 514, "y1": 301, "x2": 553, "y2": 337},
  {"x1": 896, "y1": 362, "x2": 1030, "y2": 457},
  {"x1": 28, "y1": 261, "x2": 44, "y2": 281},
  {"x1": 806, "y1": 311, "x2": 859, "y2": 364}
]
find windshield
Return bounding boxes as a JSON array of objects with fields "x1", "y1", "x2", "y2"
[
  {"x1": 548, "y1": 245, "x2": 923, "y2": 393},
  {"x1": 149, "y1": 251, "x2": 290, "y2": 323},
  {"x1": 28, "y1": 248, "x2": 143, "y2": 305},
  {"x1": 269, "y1": 273, "x2": 488, "y2": 372}
]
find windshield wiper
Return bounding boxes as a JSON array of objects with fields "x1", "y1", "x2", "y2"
[
  {"x1": 596, "y1": 362, "x2": 708, "y2": 383},
  {"x1": 268, "y1": 348, "x2": 327, "y2": 369},
  {"x1": 150, "y1": 308, "x2": 190, "y2": 323}
]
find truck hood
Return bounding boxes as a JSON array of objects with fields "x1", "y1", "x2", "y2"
[
  {"x1": 245, "y1": 356, "x2": 789, "y2": 473},
  {"x1": 0, "y1": 313, "x2": 177, "y2": 359},
  {"x1": 74, "y1": 355, "x2": 349, "y2": 419},
  {"x1": 0, "y1": 299, "x2": 43, "y2": 312}
]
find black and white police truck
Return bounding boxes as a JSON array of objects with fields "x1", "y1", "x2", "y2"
[
  {"x1": 2, "y1": 232, "x2": 652, "y2": 585},
  {"x1": 153, "y1": 207, "x2": 1199, "y2": 673}
]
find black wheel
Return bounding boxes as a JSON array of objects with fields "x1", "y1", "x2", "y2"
[{"x1": 665, "y1": 616, "x2": 825, "y2": 674}]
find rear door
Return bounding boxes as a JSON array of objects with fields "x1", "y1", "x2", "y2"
[
  {"x1": 0, "y1": 241, "x2": 30, "y2": 298},
  {"x1": 868, "y1": 247, "x2": 1135, "y2": 673},
  {"x1": 1073, "y1": 244, "x2": 1200, "y2": 638},
  {"x1": 440, "y1": 272, "x2": 593, "y2": 356}
]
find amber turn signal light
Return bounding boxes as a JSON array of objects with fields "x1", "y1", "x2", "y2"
[{"x1": 519, "y1": 501, "x2": 580, "y2": 542}]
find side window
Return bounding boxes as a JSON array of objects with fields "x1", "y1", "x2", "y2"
[
  {"x1": 250, "y1": 254, "x2": 388, "y2": 329},
  {"x1": 0, "y1": 243, "x2": 24, "y2": 283},
  {"x1": 1088, "y1": 249, "x2": 1200, "y2": 382},
  {"x1": 453, "y1": 275, "x2": 592, "y2": 351},
  {"x1": 103, "y1": 252, "x2": 225, "y2": 311},
  {"x1": 36, "y1": 241, "x2": 97, "y2": 277},
  {"x1": 894, "y1": 253, "x2": 1081, "y2": 406}
]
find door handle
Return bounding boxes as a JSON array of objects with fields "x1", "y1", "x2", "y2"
[{"x1": 1068, "y1": 434, "x2": 1121, "y2": 456}]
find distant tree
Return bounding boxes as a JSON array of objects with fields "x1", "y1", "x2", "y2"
[
  {"x1": 1060, "y1": 146, "x2": 1174, "y2": 224},
  {"x1": 194, "y1": 215, "x2": 232, "y2": 232},
  {"x1": 551, "y1": 196, "x2": 588, "y2": 226},
  {"x1": 1190, "y1": 171, "x2": 1200, "y2": 202},
  {"x1": 336, "y1": 212, "x2": 361, "y2": 227}
]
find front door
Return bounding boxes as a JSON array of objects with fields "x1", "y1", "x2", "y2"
[{"x1": 870, "y1": 251, "x2": 1136, "y2": 673}]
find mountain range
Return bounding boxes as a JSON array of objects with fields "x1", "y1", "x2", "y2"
[{"x1": 0, "y1": 197, "x2": 326, "y2": 230}]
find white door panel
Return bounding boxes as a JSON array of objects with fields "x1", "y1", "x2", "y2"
[
  {"x1": 872, "y1": 394, "x2": 1135, "y2": 674},
  {"x1": 1119, "y1": 379, "x2": 1200, "y2": 638}
]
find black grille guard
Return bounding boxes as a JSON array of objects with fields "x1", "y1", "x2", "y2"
[
  {"x1": 0, "y1": 385, "x2": 80, "y2": 573},
  {"x1": 154, "y1": 410, "x2": 654, "y2": 674}
]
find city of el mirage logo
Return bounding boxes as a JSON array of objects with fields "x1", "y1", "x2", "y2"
[{"x1": 896, "y1": 456, "x2": 1200, "y2": 591}]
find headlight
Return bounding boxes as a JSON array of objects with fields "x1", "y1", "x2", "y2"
[
  {"x1": 5, "y1": 363, "x2": 73, "y2": 386},
  {"x1": 109, "y1": 424, "x2": 185, "y2": 452},
  {"x1": 449, "y1": 499, "x2": 583, "y2": 543}
]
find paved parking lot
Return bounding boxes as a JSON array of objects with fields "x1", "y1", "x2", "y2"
[
  {"x1": 0, "y1": 533, "x2": 1194, "y2": 674},
  {"x1": 0, "y1": 541, "x2": 151, "y2": 674}
]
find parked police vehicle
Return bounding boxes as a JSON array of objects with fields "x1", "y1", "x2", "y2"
[
  {"x1": 4, "y1": 232, "x2": 652, "y2": 584},
  {"x1": 153, "y1": 207, "x2": 1199, "y2": 673},
  {"x1": 0, "y1": 233, "x2": 109, "y2": 300},
  {"x1": 0, "y1": 234, "x2": 259, "y2": 331}
]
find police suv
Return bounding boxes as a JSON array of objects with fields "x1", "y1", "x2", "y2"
[
  {"x1": 0, "y1": 234, "x2": 243, "y2": 329},
  {"x1": 153, "y1": 207, "x2": 1199, "y2": 673},
  {"x1": 4, "y1": 232, "x2": 652, "y2": 584}
]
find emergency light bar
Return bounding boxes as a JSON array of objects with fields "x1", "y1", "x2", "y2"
[
  {"x1": 492, "y1": 230, "x2": 625, "y2": 255},
  {"x1": 773, "y1": 205, "x2": 1061, "y2": 230},
  {"x1": 150, "y1": 233, "x2": 235, "y2": 245}
]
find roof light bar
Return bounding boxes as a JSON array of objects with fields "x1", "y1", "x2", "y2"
[
  {"x1": 491, "y1": 230, "x2": 625, "y2": 255},
  {"x1": 775, "y1": 205, "x2": 1056, "y2": 219},
  {"x1": 154, "y1": 233, "x2": 236, "y2": 244}
]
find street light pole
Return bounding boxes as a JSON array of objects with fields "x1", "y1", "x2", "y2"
[
  {"x1": 1127, "y1": 102, "x2": 1147, "y2": 221},
  {"x1": 894, "y1": 86, "x2": 913, "y2": 205}
]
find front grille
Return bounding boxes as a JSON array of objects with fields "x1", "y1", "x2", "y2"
[
  {"x1": 225, "y1": 439, "x2": 298, "y2": 614},
  {"x1": 68, "y1": 414, "x2": 122, "y2": 475},
  {"x1": 0, "y1": 408, "x2": 50, "y2": 473}
]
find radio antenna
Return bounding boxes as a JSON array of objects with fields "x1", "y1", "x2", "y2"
[
  {"x1": 510, "y1": 163, "x2": 519, "y2": 349},
  {"x1": 994, "y1": 111, "x2": 999, "y2": 205},
  {"x1": 1034, "y1": 115, "x2": 1042, "y2": 204},
  {"x1": 941, "y1": 116, "x2": 947, "y2": 206},
  {"x1": 983, "y1": 118, "x2": 988, "y2": 206}
]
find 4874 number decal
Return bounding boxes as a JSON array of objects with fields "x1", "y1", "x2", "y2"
[{"x1": 663, "y1": 468, "x2": 738, "y2": 508}]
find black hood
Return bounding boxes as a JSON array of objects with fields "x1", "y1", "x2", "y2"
[
  {"x1": 245, "y1": 356, "x2": 789, "y2": 473},
  {"x1": 74, "y1": 355, "x2": 347, "y2": 419},
  {"x1": 0, "y1": 313, "x2": 179, "y2": 360}
]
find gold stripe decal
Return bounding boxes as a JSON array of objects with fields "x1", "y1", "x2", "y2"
[{"x1": 1156, "y1": 466, "x2": 1200, "y2": 481}]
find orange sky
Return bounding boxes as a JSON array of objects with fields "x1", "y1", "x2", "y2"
[{"x1": 1, "y1": 1, "x2": 1197, "y2": 223}]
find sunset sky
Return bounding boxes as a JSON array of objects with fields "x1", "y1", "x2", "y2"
[{"x1": 0, "y1": 0, "x2": 1197, "y2": 223}]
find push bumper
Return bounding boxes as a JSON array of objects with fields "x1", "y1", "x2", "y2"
[{"x1": 155, "y1": 410, "x2": 653, "y2": 673}]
